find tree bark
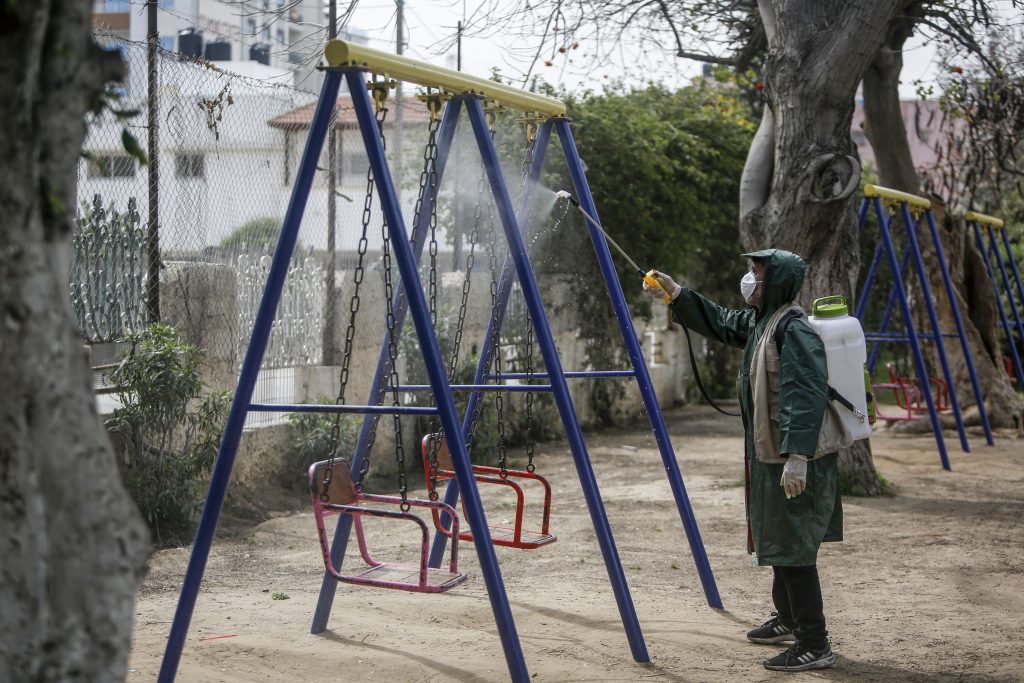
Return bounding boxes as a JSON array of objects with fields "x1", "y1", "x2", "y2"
[
  {"x1": 744, "y1": 1, "x2": 905, "y2": 496},
  {"x1": 0, "y1": 2, "x2": 150, "y2": 681}
]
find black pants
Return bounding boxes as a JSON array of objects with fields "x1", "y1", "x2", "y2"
[{"x1": 772, "y1": 564, "x2": 828, "y2": 650}]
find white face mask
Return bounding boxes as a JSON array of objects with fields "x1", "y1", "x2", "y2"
[{"x1": 740, "y1": 271, "x2": 761, "y2": 303}]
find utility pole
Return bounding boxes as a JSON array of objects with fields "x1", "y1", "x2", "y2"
[
  {"x1": 394, "y1": 0, "x2": 404, "y2": 200},
  {"x1": 323, "y1": 0, "x2": 338, "y2": 366},
  {"x1": 146, "y1": 0, "x2": 161, "y2": 323},
  {"x1": 452, "y1": 19, "x2": 463, "y2": 269}
]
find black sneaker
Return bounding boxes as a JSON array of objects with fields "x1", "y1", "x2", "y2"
[
  {"x1": 763, "y1": 643, "x2": 837, "y2": 672},
  {"x1": 746, "y1": 613, "x2": 795, "y2": 644}
]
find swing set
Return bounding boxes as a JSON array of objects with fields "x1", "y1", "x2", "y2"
[
  {"x1": 967, "y1": 210, "x2": 1024, "y2": 389},
  {"x1": 856, "y1": 185, "x2": 994, "y2": 471},
  {"x1": 158, "y1": 40, "x2": 721, "y2": 683}
]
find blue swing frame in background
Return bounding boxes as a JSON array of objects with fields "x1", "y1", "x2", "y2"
[
  {"x1": 855, "y1": 185, "x2": 993, "y2": 472},
  {"x1": 968, "y1": 211, "x2": 1024, "y2": 388},
  {"x1": 158, "y1": 40, "x2": 721, "y2": 683}
]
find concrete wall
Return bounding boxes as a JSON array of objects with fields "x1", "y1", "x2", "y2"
[{"x1": 163, "y1": 261, "x2": 697, "y2": 490}]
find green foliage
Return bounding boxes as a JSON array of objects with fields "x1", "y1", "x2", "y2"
[
  {"x1": 286, "y1": 399, "x2": 360, "y2": 488},
  {"x1": 546, "y1": 81, "x2": 755, "y2": 406},
  {"x1": 220, "y1": 216, "x2": 290, "y2": 250},
  {"x1": 839, "y1": 467, "x2": 893, "y2": 497},
  {"x1": 106, "y1": 324, "x2": 230, "y2": 547}
]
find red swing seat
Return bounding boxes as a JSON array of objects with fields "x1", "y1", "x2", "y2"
[
  {"x1": 308, "y1": 459, "x2": 468, "y2": 593},
  {"x1": 885, "y1": 362, "x2": 950, "y2": 413},
  {"x1": 421, "y1": 434, "x2": 556, "y2": 550}
]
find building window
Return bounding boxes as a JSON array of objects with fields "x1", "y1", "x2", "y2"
[
  {"x1": 339, "y1": 133, "x2": 368, "y2": 180},
  {"x1": 88, "y1": 154, "x2": 136, "y2": 178},
  {"x1": 175, "y1": 152, "x2": 205, "y2": 179},
  {"x1": 159, "y1": 36, "x2": 175, "y2": 51},
  {"x1": 276, "y1": 28, "x2": 285, "y2": 44}
]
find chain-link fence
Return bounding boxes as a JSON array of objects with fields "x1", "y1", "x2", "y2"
[{"x1": 76, "y1": 33, "x2": 553, "y2": 430}]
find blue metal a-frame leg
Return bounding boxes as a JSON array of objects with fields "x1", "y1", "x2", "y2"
[
  {"x1": 309, "y1": 98, "x2": 464, "y2": 634},
  {"x1": 342, "y1": 70, "x2": 531, "y2": 682},
  {"x1": 158, "y1": 70, "x2": 346, "y2": 683},
  {"x1": 856, "y1": 195, "x2": 952, "y2": 470},
  {"x1": 971, "y1": 218, "x2": 1024, "y2": 388},
  {"x1": 425, "y1": 112, "x2": 722, "y2": 616}
]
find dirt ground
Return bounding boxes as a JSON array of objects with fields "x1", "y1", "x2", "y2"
[{"x1": 128, "y1": 406, "x2": 1024, "y2": 682}]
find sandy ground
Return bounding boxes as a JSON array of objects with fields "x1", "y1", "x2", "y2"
[{"x1": 128, "y1": 406, "x2": 1024, "y2": 682}]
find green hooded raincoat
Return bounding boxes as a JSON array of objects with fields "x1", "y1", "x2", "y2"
[{"x1": 670, "y1": 249, "x2": 842, "y2": 566}]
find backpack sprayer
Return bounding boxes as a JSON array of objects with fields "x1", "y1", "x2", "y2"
[{"x1": 556, "y1": 190, "x2": 739, "y2": 416}]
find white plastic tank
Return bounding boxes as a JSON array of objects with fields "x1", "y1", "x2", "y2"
[{"x1": 807, "y1": 295, "x2": 872, "y2": 441}]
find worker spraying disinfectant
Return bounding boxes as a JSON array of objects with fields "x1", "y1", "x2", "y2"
[{"x1": 554, "y1": 190, "x2": 672, "y2": 303}]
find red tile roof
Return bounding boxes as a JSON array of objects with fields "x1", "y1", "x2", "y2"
[{"x1": 268, "y1": 95, "x2": 432, "y2": 130}]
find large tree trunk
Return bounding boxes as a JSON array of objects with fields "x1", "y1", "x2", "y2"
[
  {"x1": 861, "y1": 17, "x2": 1023, "y2": 429},
  {"x1": 740, "y1": 1, "x2": 905, "y2": 496},
  {"x1": 0, "y1": 2, "x2": 150, "y2": 681}
]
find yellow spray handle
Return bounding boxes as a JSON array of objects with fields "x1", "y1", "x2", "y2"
[{"x1": 644, "y1": 270, "x2": 672, "y2": 304}]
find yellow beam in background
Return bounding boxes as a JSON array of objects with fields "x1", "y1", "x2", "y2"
[
  {"x1": 965, "y1": 211, "x2": 1004, "y2": 229},
  {"x1": 863, "y1": 184, "x2": 932, "y2": 209},
  {"x1": 324, "y1": 39, "x2": 567, "y2": 117}
]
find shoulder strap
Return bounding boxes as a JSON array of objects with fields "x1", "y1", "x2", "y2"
[{"x1": 772, "y1": 308, "x2": 805, "y2": 353}]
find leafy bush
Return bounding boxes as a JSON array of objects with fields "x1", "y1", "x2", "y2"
[
  {"x1": 106, "y1": 323, "x2": 230, "y2": 546},
  {"x1": 220, "y1": 216, "x2": 295, "y2": 250},
  {"x1": 286, "y1": 399, "x2": 360, "y2": 489}
]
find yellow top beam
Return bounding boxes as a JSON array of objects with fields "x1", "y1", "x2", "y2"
[
  {"x1": 965, "y1": 211, "x2": 1004, "y2": 229},
  {"x1": 324, "y1": 39, "x2": 567, "y2": 117},
  {"x1": 863, "y1": 184, "x2": 931, "y2": 209}
]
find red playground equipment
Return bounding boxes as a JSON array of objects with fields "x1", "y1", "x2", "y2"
[
  {"x1": 421, "y1": 434, "x2": 556, "y2": 549},
  {"x1": 872, "y1": 362, "x2": 950, "y2": 422},
  {"x1": 308, "y1": 458, "x2": 468, "y2": 592}
]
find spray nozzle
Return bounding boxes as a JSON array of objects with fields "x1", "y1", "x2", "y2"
[{"x1": 555, "y1": 190, "x2": 579, "y2": 206}]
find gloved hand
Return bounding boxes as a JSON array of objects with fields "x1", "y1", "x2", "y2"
[
  {"x1": 643, "y1": 270, "x2": 681, "y2": 303},
  {"x1": 780, "y1": 454, "x2": 808, "y2": 499}
]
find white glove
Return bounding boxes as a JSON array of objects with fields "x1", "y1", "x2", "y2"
[
  {"x1": 643, "y1": 270, "x2": 681, "y2": 303},
  {"x1": 780, "y1": 455, "x2": 808, "y2": 499}
]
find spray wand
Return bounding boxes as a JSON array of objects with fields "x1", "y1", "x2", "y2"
[
  {"x1": 555, "y1": 190, "x2": 739, "y2": 417},
  {"x1": 555, "y1": 190, "x2": 671, "y2": 303}
]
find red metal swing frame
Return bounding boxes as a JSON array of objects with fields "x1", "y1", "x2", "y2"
[
  {"x1": 421, "y1": 434, "x2": 556, "y2": 550},
  {"x1": 308, "y1": 459, "x2": 468, "y2": 593}
]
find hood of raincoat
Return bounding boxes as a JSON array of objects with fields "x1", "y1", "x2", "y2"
[{"x1": 741, "y1": 249, "x2": 805, "y2": 318}]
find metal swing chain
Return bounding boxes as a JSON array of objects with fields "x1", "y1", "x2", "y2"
[
  {"x1": 463, "y1": 161, "x2": 492, "y2": 455},
  {"x1": 320, "y1": 98, "x2": 389, "y2": 501},
  {"x1": 480, "y1": 116, "x2": 510, "y2": 478},
  {"x1": 382, "y1": 203, "x2": 410, "y2": 510},
  {"x1": 519, "y1": 136, "x2": 539, "y2": 473},
  {"x1": 356, "y1": 89, "x2": 392, "y2": 495},
  {"x1": 412, "y1": 95, "x2": 446, "y2": 499}
]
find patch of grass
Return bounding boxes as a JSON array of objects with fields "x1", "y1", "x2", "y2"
[{"x1": 272, "y1": 592, "x2": 290, "y2": 601}]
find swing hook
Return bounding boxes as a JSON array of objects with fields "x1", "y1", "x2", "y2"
[{"x1": 367, "y1": 74, "x2": 397, "y2": 113}]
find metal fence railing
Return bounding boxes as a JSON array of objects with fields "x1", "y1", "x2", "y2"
[{"x1": 77, "y1": 32, "x2": 573, "y2": 430}]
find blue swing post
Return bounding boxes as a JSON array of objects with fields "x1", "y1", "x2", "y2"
[
  {"x1": 985, "y1": 223, "x2": 1024, "y2": 355},
  {"x1": 555, "y1": 119, "x2": 723, "y2": 610},
  {"x1": 465, "y1": 97, "x2": 651, "y2": 663},
  {"x1": 157, "y1": 69, "x2": 345, "y2": 683},
  {"x1": 998, "y1": 224, "x2": 1024, "y2": 315},
  {"x1": 897, "y1": 201, "x2": 970, "y2": 452},
  {"x1": 968, "y1": 214, "x2": 1024, "y2": 388},
  {"x1": 343, "y1": 70, "x2": 531, "y2": 682},
  {"x1": 309, "y1": 97, "x2": 463, "y2": 634},
  {"x1": 923, "y1": 210, "x2": 993, "y2": 445},
  {"x1": 861, "y1": 188, "x2": 951, "y2": 470}
]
